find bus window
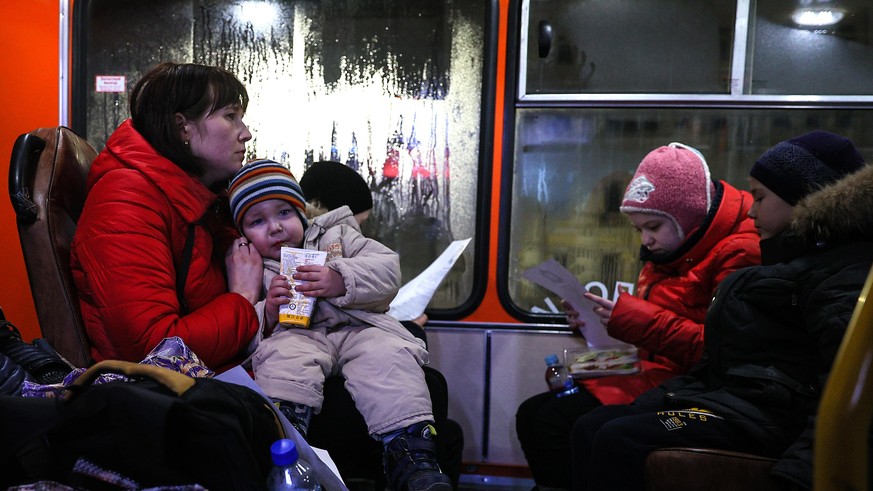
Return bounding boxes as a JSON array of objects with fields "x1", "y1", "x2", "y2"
[
  {"x1": 73, "y1": 0, "x2": 491, "y2": 314},
  {"x1": 521, "y1": 0, "x2": 873, "y2": 97},
  {"x1": 507, "y1": 108, "x2": 873, "y2": 316},
  {"x1": 506, "y1": 0, "x2": 873, "y2": 320},
  {"x1": 524, "y1": 0, "x2": 736, "y2": 95},
  {"x1": 750, "y1": 0, "x2": 873, "y2": 95}
]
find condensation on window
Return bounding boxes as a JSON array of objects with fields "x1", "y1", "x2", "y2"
[{"x1": 81, "y1": 0, "x2": 486, "y2": 310}]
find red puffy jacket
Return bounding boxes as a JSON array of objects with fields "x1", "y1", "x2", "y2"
[
  {"x1": 70, "y1": 120, "x2": 259, "y2": 371},
  {"x1": 581, "y1": 180, "x2": 760, "y2": 404}
]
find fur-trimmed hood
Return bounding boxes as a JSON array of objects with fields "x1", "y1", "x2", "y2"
[{"x1": 792, "y1": 163, "x2": 873, "y2": 244}]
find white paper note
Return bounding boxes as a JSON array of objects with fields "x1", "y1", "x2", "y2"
[
  {"x1": 522, "y1": 259, "x2": 632, "y2": 348},
  {"x1": 388, "y1": 238, "x2": 472, "y2": 321}
]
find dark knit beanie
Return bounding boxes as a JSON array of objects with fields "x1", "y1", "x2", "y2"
[
  {"x1": 228, "y1": 159, "x2": 308, "y2": 230},
  {"x1": 750, "y1": 130, "x2": 865, "y2": 205},
  {"x1": 299, "y1": 161, "x2": 373, "y2": 215}
]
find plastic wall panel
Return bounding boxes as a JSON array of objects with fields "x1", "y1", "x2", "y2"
[{"x1": 427, "y1": 328, "x2": 587, "y2": 465}]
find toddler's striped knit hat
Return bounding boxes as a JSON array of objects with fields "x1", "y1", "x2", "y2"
[{"x1": 228, "y1": 159, "x2": 308, "y2": 230}]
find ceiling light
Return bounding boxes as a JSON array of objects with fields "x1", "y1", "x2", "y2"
[{"x1": 791, "y1": 1, "x2": 845, "y2": 27}]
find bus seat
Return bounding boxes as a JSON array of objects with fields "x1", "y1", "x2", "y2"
[
  {"x1": 645, "y1": 447, "x2": 778, "y2": 491},
  {"x1": 8, "y1": 126, "x2": 96, "y2": 368},
  {"x1": 815, "y1": 263, "x2": 873, "y2": 491}
]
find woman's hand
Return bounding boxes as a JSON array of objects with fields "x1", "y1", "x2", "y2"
[
  {"x1": 293, "y1": 265, "x2": 347, "y2": 298},
  {"x1": 264, "y1": 274, "x2": 292, "y2": 335},
  {"x1": 584, "y1": 292, "x2": 615, "y2": 327},
  {"x1": 225, "y1": 237, "x2": 263, "y2": 305}
]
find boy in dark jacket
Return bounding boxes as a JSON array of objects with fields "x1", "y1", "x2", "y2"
[{"x1": 570, "y1": 130, "x2": 872, "y2": 491}]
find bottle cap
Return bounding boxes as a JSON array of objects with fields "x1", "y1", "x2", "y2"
[
  {"x1": 270, "y1": 438, "x2": 299, "y2": 466},
  {"x1": 545, "y1": 354, "x2": 559, "y2": 365}
]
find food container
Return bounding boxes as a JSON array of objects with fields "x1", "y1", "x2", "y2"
[{"x1": 565, "y1": 345, "x2": 640, "y2": 379}]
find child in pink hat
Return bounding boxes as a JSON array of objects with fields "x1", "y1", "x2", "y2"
[
  {"x1": 517, "y1": 142, "x2": 761, "y2": 490},
  {"x1": 620, "y1": 142, "x2": 714, "y2": 246}
]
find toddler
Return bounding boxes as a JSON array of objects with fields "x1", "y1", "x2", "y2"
[{"x1": 228, "y1": 160, "x2": 451, "y2": 491}]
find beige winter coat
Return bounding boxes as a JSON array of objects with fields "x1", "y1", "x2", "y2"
[{"x1": 250, "y1": 206, "x2": 432, "y2": 436}]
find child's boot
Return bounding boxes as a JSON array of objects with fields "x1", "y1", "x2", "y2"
[
  {"x1": 383, "y1": 421, "x2": 452, "y2": 491},
  {"x1": 271, "y1": 398, "x2": 312, "y2": 439}
]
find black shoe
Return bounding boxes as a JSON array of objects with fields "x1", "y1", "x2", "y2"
[
  {"x1": 0, "y1": 351, "x2": 29, "y2": 396},
  {"x1": 0, "y1": 320, "x2": 72, "y2": 385},
  {"x1": 383, "y1": 422, "x2": 452, "y2": 491}
]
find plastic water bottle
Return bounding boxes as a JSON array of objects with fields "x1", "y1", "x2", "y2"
[
  {"x1": 545, "y1": 354, "x2": 580, "y2": 398},
  {"x1": 267, "y1": 439, "x2": 323, "y2": 491}
]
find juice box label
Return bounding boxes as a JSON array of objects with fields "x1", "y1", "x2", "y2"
[{"x1": 279, "y1": 247, "x2": 327, "y2": 328}]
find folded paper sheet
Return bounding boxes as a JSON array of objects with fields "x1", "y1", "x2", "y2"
[
  {"x1": 388, "y1": 238, "x2": 471, "y2": 321},
  {"x1": 522, "y1": 259, "x2": 632, "y2": 348}
]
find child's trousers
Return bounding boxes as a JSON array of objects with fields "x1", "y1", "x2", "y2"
[
  {"x1": 253, "y1": 323, "x2": 432, "y2": 436},
  {"x1": 570, "y1": 404, "x2": 773, "y2": 491}
]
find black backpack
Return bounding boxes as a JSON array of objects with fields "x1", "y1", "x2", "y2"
[{"x1": 0, "y1": 360, "x2": 285, "y2": 490}]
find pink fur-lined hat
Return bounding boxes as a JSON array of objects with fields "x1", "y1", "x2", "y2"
[{"x1": 620, "y1": 142, "x2": 714, "y2": 239}]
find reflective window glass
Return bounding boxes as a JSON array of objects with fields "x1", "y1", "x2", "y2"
[
  {"x1": 524, "y1": 0, "x2": 737, "y2": 94},
  {"x1": 75, "y1": 0, "x2": 488, "y2": 312},
  {"x1": 749, "y1": 0, "x2": 873, "y2": 95},
  {"x1": 508, "y1": 108, "x2": 873, "y2": 314}
]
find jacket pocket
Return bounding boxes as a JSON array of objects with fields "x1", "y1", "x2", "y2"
[{"x1": 724, "y1": 364, "x2": 816, "y2": 406}]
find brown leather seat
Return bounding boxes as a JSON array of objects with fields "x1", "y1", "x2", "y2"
[
  {"x1": 645, "y1": 447, "x2": 779, "y2": 491},
  {"x1": 8, "y1": 126, "x2": 97, "y2": 368}
]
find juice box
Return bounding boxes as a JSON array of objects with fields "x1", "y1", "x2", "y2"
[{"x1": 279, "y1": 247, "x2": 327, "y2": 328}]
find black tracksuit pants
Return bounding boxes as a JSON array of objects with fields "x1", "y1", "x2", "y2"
[{"x1": 570, "y1": 404, "x2": 765, "y2": 491}]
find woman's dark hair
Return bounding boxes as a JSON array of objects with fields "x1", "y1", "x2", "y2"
[{"x1": 129, "y1": 62, "x2": 250, "y2": 176}]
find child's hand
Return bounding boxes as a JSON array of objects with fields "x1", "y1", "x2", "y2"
[
  {"x1": 563, "y1": 293, "x2": 615, "y2": 335},
  {"x1": 225, "y1": 237, "x2": 263, "y2": 305},
  {"x1": 264, "y1": 274, "x2": 292, "y2": 335},
  {"x1": 584, "y1": 292, "x2": 615, "y2": 326},
  {"x1": 562, "y1": 300, "x2": 586, "y2": 333},
  {"x1": 293, "y1": 265, "x2": 347, "y2": 298}
]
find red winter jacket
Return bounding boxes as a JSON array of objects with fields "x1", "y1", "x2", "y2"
[
  {"x1": 581, "y1": 180, "x2": 760, "y2": 404},
  {"x1": 70, "y1": 120, "x2": 259, "y2": 371}
]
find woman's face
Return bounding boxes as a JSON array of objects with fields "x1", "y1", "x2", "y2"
[
  {"x1": 748, "y1": 177, "x2": 795, "y2": 240},
  {"x1": 181, "y1": 103, "x2": 252, "y2": 187},
  {"x1": 626, "y1": 212, "x2": 684, "y2": 255}
]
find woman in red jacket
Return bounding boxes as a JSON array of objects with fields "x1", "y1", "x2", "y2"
[
  {"x1": 515, "y1": 142, "x2": 761, "y2": 490},
  {"x1": 70, "y1": 62, "x2": 262, "y2": 371}
]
